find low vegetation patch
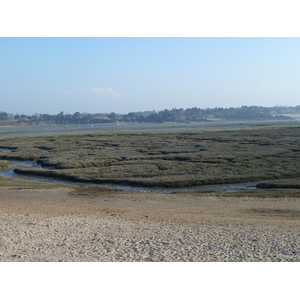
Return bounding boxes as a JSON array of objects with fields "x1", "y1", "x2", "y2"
[
  {"x1": 0, "y1": 176, "x2": 71, "y2": 189},
  {"x1": 173, "y1": 188, "x2": 300, "y2": 198},
  {"x1": 0, "y1": 126, "x2": 299, "y2": 189},
  {"x1": 0, "y1": 160, "x2": 11, "y2": 169},
  {"x1": 256, "y1": 178, "x2": 300, "y2": 189},
  {"x1": 69, "y1": 186, "x2": 123, "y2": 197},
  {"x1": 219, "y1": 189, "x2": 300, "y2": 198}
]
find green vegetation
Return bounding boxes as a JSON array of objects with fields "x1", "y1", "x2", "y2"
[
  {"x1": 0, "y1": 126, "x2": 299, "y2": 189},
  {"x1": 0, "y1": 176, "x2": 71, "y2": 189},
  {"x1": 220, "y1": 189, "x2": 300, "y2": 197}
]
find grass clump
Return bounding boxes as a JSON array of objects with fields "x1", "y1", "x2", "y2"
[
  {"x1": 0, "y1": 161, "x2": 11, "y2": 169},
  {"x1": 0, "y1": 175, "x2": 71, "y2": 189},
  {"x1": 219, "y1": 189, "x2": 300, "y2": 198},
  {"x1": 173, "y1": 188, "x2": 300, "y2": 198},
  {"x1": 70, "y1": 186, "x2": 123, "y2": 197}
]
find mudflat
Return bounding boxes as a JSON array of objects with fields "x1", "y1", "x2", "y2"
[{"x1": 0, "y1": 186, "x2": 299, "y2": 262}]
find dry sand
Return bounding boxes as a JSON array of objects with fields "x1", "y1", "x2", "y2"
[{"x1": 0, "y1": 186, "x2": 299, "y2": 262}]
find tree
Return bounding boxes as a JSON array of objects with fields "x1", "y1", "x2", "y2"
[
  {"x1": 55, "y1": 111, "x2": 65, "y2": 124},
  {"x1": 73, "y1": 112, "x2": 81, "y2": 119},
  {"x1": 108, "y1": 112, "x2": 117, "y2": 122},
  {"x1": 0, "y1": 112, "x2": 8, "y2": 121}
]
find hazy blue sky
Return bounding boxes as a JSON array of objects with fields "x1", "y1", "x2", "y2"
[{"x1": 1, "y1": 37, "x2": 300, "y2": 115}]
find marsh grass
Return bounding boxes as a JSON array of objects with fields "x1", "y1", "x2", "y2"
[
  {"x1": 1, "y1": 126, "x2": 300, "y2": 188},
  {"x1": 219, "y1": 189, "x2": 300, "y2": 198},
  {"x1": 0, "y1": 160, "x2": 11, "y2": 169},
  {"x1": 0, "y1": 176, "x2": 70, "y2": 189},
  {"x1": 69, "y1": 186, "x2": 123, "y2": 197},
  {"x1": 256, "y1": 178, "x2": 300, "y2": 189},
  {"x1": 173, "y1": 188, "x2": 300, "y2": 198}
]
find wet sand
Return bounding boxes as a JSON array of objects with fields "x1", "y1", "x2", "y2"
[{"x1": 0, "y1": 187, "x2": 299, "y2": 261}]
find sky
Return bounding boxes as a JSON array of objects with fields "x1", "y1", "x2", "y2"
[{"x1": 1, "y1": 37, "x2": 300, "y2": 115}]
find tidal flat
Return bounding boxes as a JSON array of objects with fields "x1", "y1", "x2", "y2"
[{"x1": 0, "y1": 122, "x2": 299, "y2": 262}]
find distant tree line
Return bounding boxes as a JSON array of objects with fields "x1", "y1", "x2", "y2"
[{"x1": 0, "y1": 105, "x2": 299, "y2": 125}]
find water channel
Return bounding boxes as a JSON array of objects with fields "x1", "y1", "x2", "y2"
[{"x1": 0, "y1": 147, "x2": 260, "y2": 194}]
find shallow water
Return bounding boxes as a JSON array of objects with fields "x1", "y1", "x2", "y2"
[
  {"x1": 0, "y1": 159, "x2": 87, "y2": 187},
  {"x1": 100, "y1": 181, "x2": 259, "y2": 194},
  {"x1": 0, "y1": 157, "x2": 261, "y2": 193},
  {"x1": 0, "y1": 147, "x2": 14, "y2": 152}
]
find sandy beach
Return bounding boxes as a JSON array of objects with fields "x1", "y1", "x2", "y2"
[{"x1": 0, "y1": 186, "x2": 299, "y2": 262}]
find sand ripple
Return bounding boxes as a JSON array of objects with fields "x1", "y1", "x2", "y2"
[{"x1": 0, "y1": 213, "x2": 299, "y2": 262}]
